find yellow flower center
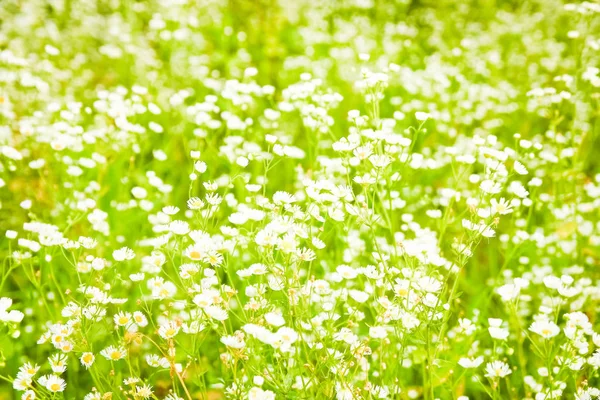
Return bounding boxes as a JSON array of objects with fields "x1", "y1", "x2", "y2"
[{"x1": 189, "y1": 251, "x2": 201, "y2": 259}]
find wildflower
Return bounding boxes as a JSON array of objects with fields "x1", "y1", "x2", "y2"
[
  {"x1": 114, "y1": 311, "x2": 132, "y2": 327},
  {"x1": 80, "y1": 352, "x2": 95, "y2": 369},
  {"x1": 100, "y1": 346, "x2": 127, "y2": 361},
  {"x1": 248, "y1": 387, "x2": 275, "y2": 400},
  {"x1": 0, "y1": 2, "x2": 598, "y2": 398},
  {"x1": 184, "y1": 245, "x2": 203, "y2": 261},
  {"x1": 135, "y1": 384, "x2": 153, "y2": 399},
  {"x1": 169, "y1": 220, "x2": 190, "y2": 235},
  {"x1": 21, "y1": 390, "x2": 35, "y2": 400},
  {"x1": 13, "y1": 377, "x2": 32, "y2": 391},
  {"x1": 369, "y1": 326, "x2": 388, "y2": 339},
  {"x1": 162, "y1": 206, "x2": 179, "y2": 215},
  {"x1": 488, "y1": 318, "x2": 509, "y2": 340},
  {"x1": 131, "y1": 187, "x2": 147, "y2": 199},
  {"x1": 133, "y1": 311, "x2": 148, "y2": 327},
  {"x1": 124, "y1": 377, "x2": 140, "y2": 385},
  {"x1": 204, "y1": 305, "x2": 228, "y2": 321},
  {"x1": 480, "y1": 180, "x2": 501, "y2": 194},
  {"x1": 459, "y1": 356, "x2": 484, "y2": 368},
  {"x1": 44, "y1": 375, "x2": 66, "y2": 392},
  {"x1": 529, "y1": 320, "x2": 560, "y2": 339},
  {"x1": 264, "y1": 312, "x2": 285, "y2": 327},
  {"x1": 484, "y1": 361, "x2": 512, "y2": 378},
  {"x1": 17, "y1": 363, "x2": 39, "y2": 379},
  {"x1": 514, "y1": 161, "x2": 528, "y2": 175},
  {"x1": 415, "y1": 111, "x2": 430, "y2": 121},
  {"x1": 187, "y1": 197, "x2": 205, "y2": 209},
  {"x1": 496, "y1": 282, "x2": 521, "y2": 301},
  {"x1": 112, "y1": 247, "x2": 135, "y2": 262},
  {"x1": 49, "y1": 353, "x2": 68, "y2": 373},
  {"x1": 275, "y1": 327, "x2": 298, "y2": 350},
  {"x1": 490, "y1": 198, "x2": 513, "y2": 215},
  {"x1": 158, "y1": 321, "x2": 180, "y2": 339},
  {"x1": 221, "y1": 334, "x2": 246, "y2": 349}
]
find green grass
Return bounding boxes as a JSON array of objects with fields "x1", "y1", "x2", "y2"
[{"x1": 0, "y1": 0, "x2": 599, "y2": 399}]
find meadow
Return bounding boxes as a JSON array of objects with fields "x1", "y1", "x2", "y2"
[{"x1": 1, "y1": 0, "x2": 600, "y2": 399}]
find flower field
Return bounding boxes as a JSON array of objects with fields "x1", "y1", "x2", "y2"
[{"x1": 1, "y1": 0, "x2": 600, "y2": 399}]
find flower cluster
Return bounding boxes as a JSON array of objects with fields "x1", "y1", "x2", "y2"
[{"x1": 1, "y1": 0, "x2": 600, "y2": 399}]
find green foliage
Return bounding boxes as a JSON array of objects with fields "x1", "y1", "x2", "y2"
[{"x1": 0, "y1": 0, "x2": 599, "y2": 399}]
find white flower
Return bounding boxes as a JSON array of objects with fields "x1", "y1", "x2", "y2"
[
  {"x1": 480, "y1": 180, "x2": 501, "y2": 194},
  {"x1": 509, "y1": 181, "x2": 529, "y2": 198},
  {"x1": 221, "y1": 334, "x2": 245, "y2": 349},
  {"x1": 169, "y1": 220, "x2": 190, "y2": 235},
  {"x1": 43, "y1": 375, "x2": 66, "y2": 392},
  {"x1": 236, "y1": 156, "x2": 249, "y2": 167},
  {"x1": 349, "y1": 290, "x2": 369, "y2": 303},
  {"x1": 415, "y1": 111, "x2": 431, "y2": 121},
  {"x1": 458, "y1": 356, "x2": 484, "y2": 368},
  {"x1": 113, "y1": 247, "x2": 135, "y2": 261},
  {"x1": 21, "y1": 390, "x2": 35, "y2": 400},
  {"x1": 588, "y1": 350, "x2": 600, "y2": 368},
  {"x1": 334, "y1": 328, "x2": 358, "y2": 345},
  {"x1": 131, "y1": 187, "x2": 148, "y2": 199},
  {"x1": 264, "y1": 312, "x2": 285, "y2": 327},
  {"x1": 187, "y1": 197, "x2": 205, "y2": 209},
  {"x1": 248, "y1": 387, "x2": 275, "y2": 400},
  {"x1": 80, "y1": 352, "x2": 95, "y2": 369},
  {"x1": 133, "y1": 311, "x2": 148, "y2": 327},
  {"x1": 18, "y1": 363, "x2": 40, "y2": 378},
  {"x1": 13, "y1": 376, "x2": 32, "y2": 391},
  {"x1": 18, "y1": 239, "x2": 40, "y2": 252},
  {"x1": 458, "y1": 318, "x2": 476, "y2": 335},
  {"x1": 114, "y1": 311, "x2": 132, "y2": 326},
  {"x1": 162, "y1": 206, "x2": 179, "y2": 215},
  {"x1": 158, "y1": 321, "x2": 180, "y2": 339},
  {"x1": 514, "y1": 161, "x2": 528, "y2": 175},
  {"x1": 496, "y1": 284, "x2": 520, "y2": 301},
  {"x1": 369, "y1": 326, "x2": 388, "y2": 339},
  {"x1": 529, "y1": 320, "x2": 560, "y2": 339},
  {"x1": 275, "y1": 327, "x2": 298, "y2": 350},
  {"x1": 484, "y1": 361, "x2": 512, "y2": 378},
  {"x1": 194, "y1": 161, "x2": 207, "y2": 173},
  {"x1": 205, "y1": 305, "x2": 228, "y2": 321},
  {"x1": 490, "y1": 198, "x2": 513, "y2": 215},
  {"x1": 417, "y1": 276, "x2": 442, "y2": 293},
  {"x1": 0, "y1": 297, "x2": 24, "y2": 323},
  {"x1": 100, "y1": 346, "x2": 127, "y2": 361},
  {"x1": 335, "y1": 383, "x2": 355, "y2": 400},
  {"x1": 488, "y1": 318, "x2": 509, "y2": 340},
  {"x1": 273, "y1": 191, "x2": 296, "y2": 204}
]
